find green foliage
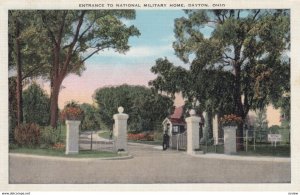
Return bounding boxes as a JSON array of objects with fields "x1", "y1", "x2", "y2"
[
  {"x1": 171, "y1": 9, "x2": 290, "y2": 117},
  {"x1": 8, "y1": 11, "x2": 52, "y2": 80},
  {"x1": 268, "y1": 125, "x2": 281, "y2": 134},
  {"x1": 23, "y1": 83, "x2": 50, "y2": 126},
  {"x1": 80, "y1": 103, "x2": 101, "y2": 131},
  {"x1": 14, "y1": 123, "x2": 41, "y2": 147},
  {"x1": 9, "y1": 10, "x2": 141, "y2": 127},
  {"x1": 40, "y1": 126, "x2": 62, "y2": 148},
  {"x1": 150, "y1": 10, "x2": 290, "y2": 146},
  {"x1": 9, "y1": 77, "x2": 17, "y2": 142},
  {"x1": 254, "y1": 108, "x2": 268, "y2": 131},
  {"x1": 93, "y1": 84, "x2": 174, "y2": 131},
  {"x1": 153, "y1": 130, "x2": 163, "y2": 141},
  {"x1": 274, "y1": 94, "x2": 290, "y2": 123}
]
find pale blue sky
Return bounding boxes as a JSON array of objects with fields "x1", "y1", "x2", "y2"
[{"x1": 86, "y1": 10, "x2": 191, "y2": 67}]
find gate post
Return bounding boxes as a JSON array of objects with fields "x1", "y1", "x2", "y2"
[
  {"x1": 65, "y1": 120, "x2": 80, "y2": 155},
  {"x1": 113, "y1": 107, "x2": 129, "y2": 152},
  {"x1": 223, "y1": 126, "x2": 237, "y2": 154},
  {"x1": 185, "y1": 109, "x2": 201, "y2": 155},
  {"x1": 213, "y1": 114, "x2": 219, "y2": 144}
]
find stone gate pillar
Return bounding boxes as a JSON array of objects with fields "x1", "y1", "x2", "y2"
[
  {"x1": 65, "y1": 120, "x2": 81, "y2": 155},
  {"x1": 186, "y1": 109, "x2": 201, "y2": 155},
  {"x1": 213, "y1": 115, "x2": 219, "y2": 144},
  {"x1": 224, "y1": 126, "x2": 237, "y2": 154},
  {"x1": 113, "y1": 107, "x2": 129, "y2": 152}
]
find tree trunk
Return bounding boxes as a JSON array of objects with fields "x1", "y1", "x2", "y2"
[
  {"x1": 233, "y1": 57, "x2": 244, "y2": 151},
  {"x1": 14, "y1": 16, "x2": 23, "y2": 126},
  {"x1": 50, "y1": 78, "x2": 62, "y2": 128}
]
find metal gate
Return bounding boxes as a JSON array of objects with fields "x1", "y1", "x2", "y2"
[{"x1": 170, "y1": 131, "x2": 187, "y2": 150}]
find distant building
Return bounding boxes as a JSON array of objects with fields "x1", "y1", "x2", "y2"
[
  {"x1": 162, "y1": 106, "x2": 186, "y2": 135},
  {"x1": 162, "y1": 106, "x2": 205, "y2": 135}
]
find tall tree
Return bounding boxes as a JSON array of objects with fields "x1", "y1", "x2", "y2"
[
  {"x1": 172, "y1": 9, "x2": 290, "y2": 150},
  {"x1": 9, "y1": 11, "x2": 23, "y2": 126},
  {"x1": 9, "y1": 11, "x2": 52, "y2": 126},
  {"x1": 36, "y1": 10, "x2": 140, "y2": 127},
  {"x1": 150, "y1": 58, "x2": 235, "y2": 141}
]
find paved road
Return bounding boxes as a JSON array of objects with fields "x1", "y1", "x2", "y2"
[{"x1": 9, "y1": 141, "x2": 290, "y2": 184}]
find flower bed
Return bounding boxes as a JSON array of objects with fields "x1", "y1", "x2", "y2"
[
  {"x1": 60, "y1": 101, "x2": 84, "y2": 121},
  {"x1": 127, "y1": 132, "x2": 154, "y2": 141},
  {"x1": 220, "y1": 114, "x2": 243, "y2": 127}
]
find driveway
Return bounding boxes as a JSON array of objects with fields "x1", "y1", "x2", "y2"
[{"x1": 9, "y1": 141, "x2": 290, "y2": 184}]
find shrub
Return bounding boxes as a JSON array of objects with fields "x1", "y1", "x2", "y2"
[
  {"x1": 153, "y1": 130, "x2": 163, "y2": 141},
  {"x1": 52, "y1": 142, "x2": 65, "y2": 150},
  {"x1": 268, "y1": 125, "x2": 281, "y2": 134},
  {"x1": 14, "y1": 123, "x2": 41, "y2": 147},
  {"x1": 40, "y1": 126, "x2": 62, "y2": 148},
  {"x1": 23, "y1": 83, "x2": 50, "y2": 126}
]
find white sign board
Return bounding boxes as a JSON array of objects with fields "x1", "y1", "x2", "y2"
[{"x1": 268, "y1": 134, "x2": 282, "y2": 142}]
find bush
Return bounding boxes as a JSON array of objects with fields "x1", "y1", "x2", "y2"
[
  {"x1": 40, "y1": 126, "x2": 62, "y2": 148},
  {"x1": 52, "y1": 142, "x2": 65, "y2": 150},
  {"x1": 23, "y1": 83, "x2": 50, "y2": 126},
  {"x1": 268, "y1": 125, "x2": 281, "y2": 133},
  {"x1": 153, "y1": 130, "x2": 163, "y2": 141},
  {"x1": 14, "y1": 123, "x2": 41, "y2": 147}
]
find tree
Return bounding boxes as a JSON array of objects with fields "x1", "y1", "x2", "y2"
[
  {"x1": 254, "y1": 108, "x2": 268, "y2": 131},
  {"x1": 9, "y1": 77, "x2": 17, "y2": 142},
  {"x1": 171, "y1": 9, "x2": 290, "y2": 150},
  {"x1": 35, "y1": 10, "x2": 140, "y2": 128},
  {"x1": 9, "y1": 11, "x2": 52, "y2": 126},
  {"x1": 22, "y1": 83, "x2": 50, "y2": 126},
  {"x1": 150, "y1": 58, "x2": 235, "y2": 140},
  {"x1": 9, "y1": 11, "x2": 24, "y2": 126},
  {"x1": 80, "y1": 103, "x2": 101, "y2": 131},
  {"x1": 93, "y1": 85, "x2": 174, "y2": 132}
]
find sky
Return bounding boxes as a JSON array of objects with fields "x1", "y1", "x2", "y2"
[{"x1": 55, "y1": 10, "x2": 190, "y2": 109}]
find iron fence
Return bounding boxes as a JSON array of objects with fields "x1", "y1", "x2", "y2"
[{"x1": 79, "y1": 131, "x2": 115, "y2": 152}]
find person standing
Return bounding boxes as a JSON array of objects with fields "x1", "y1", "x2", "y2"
[{"x1": 162, "y1": 131, "x2": 170, "y2": 150}]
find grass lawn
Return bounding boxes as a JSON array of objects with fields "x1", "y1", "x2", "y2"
[
  {"x1": 9, "y1": 147, "x2": 118, "y2": 158},
  {"x1": 128, "y1": 140, "x2": 162, "y2": 146},
  {"x1": 202, "y1": 144, "x2": 290, "y2": 157},
  {"x1": 98, "y1": 130, "x2": 111, "y2": 139},
  {"x1": 237, "y1": 144, "x2": 290, "y2": 157}
]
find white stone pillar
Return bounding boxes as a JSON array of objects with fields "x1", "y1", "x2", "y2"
[
  {"x1": 113, "y1": 107, "x2": 129, "y2": 152},
  {"x1": 65, "y1": 120, "x2": 81, "y2": 155},
  {"x1": 224, "y1": 126, "x2": 237, "y2": 154},
  {"x1": 213, "y1": 115, "x2": 219, "y2": 144},
  {"x1": 185, "y1": 109, "x2": 201, "y2": 155}
]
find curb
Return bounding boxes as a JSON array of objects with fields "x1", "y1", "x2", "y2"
[
  {"x1": 9, "y1": 153, "x2": 134, "y2": 162},
  {"x1": 190, "y1": 153, "x2": 291, "y2": 162}
]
